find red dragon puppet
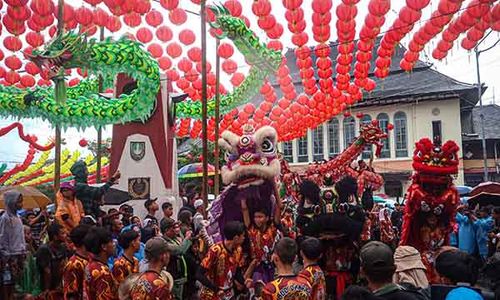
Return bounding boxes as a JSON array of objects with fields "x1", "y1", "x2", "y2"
[
  {"x1": 400, "y1": 138, "x2": 460, "y2": 282},
  {"x1": 208, "y1": 124, "x2": 280, "y2": 241}
]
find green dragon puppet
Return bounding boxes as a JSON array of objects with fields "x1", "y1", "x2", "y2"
[{"x1": 0, "y1": 5, "x2": 282, "y2": 128}]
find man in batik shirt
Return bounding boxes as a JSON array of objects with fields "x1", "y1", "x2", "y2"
[
  {"x1": 262, "y1": 238, "x2": 311, "y2": 300},
  {"x1": 298, "y1": 238, "x2": 326, "y2": 300},
  {"x1": 129, "y1": 237, "x2": 172, "y2": 300},
  {"x1": 63, "y1": 225, "x2": 90, "y2": 300},
  {"x1": 197, "y1": 221, "x2": 246, "y2": 300},
  {"x1": 112, "y1": 230, "x2": 140, "y2": 284},
  {"x1": 83, "y1": 227, "x2": 118, "y2": 300}
]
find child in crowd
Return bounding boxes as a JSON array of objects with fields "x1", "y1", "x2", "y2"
[
  {"x1": 299, "y1": 237, "x2": 326, "y2": 300},
  {"x1": 262, "y1": 237, "x2": 312, "y2": 299},
  {"x1": 241, "y1": 195, "x2": 282, "y2": 297}
]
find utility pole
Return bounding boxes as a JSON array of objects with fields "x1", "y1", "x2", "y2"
[
  {"x1": 53, "y1": 0, "x2": 65, "y2": 195},
  {"x1": 214, "y1": 38, "x2": 220, "y2": 196},
  {"x1": 200, "y1": 0, "x2": 209, "y2": 214},
  {"x1": 474, "y1": 30, "x2": 500, "y2": 182}
]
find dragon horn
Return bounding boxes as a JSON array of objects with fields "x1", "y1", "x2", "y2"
[{"x1": 208, "y1": 5, "x2": 218, "y2": 15}]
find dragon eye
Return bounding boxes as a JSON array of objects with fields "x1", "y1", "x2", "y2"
[
  {"x1": 240, "y1": 136, "x2": 251, "y2": 147},
  {"x1": 449, "y1": 153, "x2": 456, "y2": 160},
  {"x1": 261, "y1": 138, "x2": 274, "y2": 153},
  {"x1": 416, "y1": 151, "x2": 423, "y2": 158}
]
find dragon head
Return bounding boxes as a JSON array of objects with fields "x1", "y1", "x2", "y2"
[
  {"x1": 219, "y1": 124, "x2": 280, "y2": 187},
  {"x1": 359, "y1": 120, "x2": 388, "y2": 157},
  {"x1": 412, "y1": 138, "x2": 459, "y2": 176},
  {"x1": 25, "y1": 31, "x2": 88, "y2": 73}
]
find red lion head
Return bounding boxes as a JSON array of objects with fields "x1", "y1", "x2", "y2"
[{"x1": 412, "y1": 138, "x2": 459, "y2": 176}]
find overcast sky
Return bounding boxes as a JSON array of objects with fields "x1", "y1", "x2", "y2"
[{"x1": 1, "y1": 0, "x2": 499, "y2": 167}]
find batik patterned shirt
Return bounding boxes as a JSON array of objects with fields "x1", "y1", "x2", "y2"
[
  {"x1": 199, "y1": 242, "x2": 244, "y2": 300},
  {"x1": 83, "y1": 259, "x2": 118, "y2": 300},
  {"x1": 298, "y1": 264, "x2": 326, "y2": 300},
  {"x1": 248, "y1": 224, "x2": 278, "y2": 262},
  {"x1": 112, "y1": 255, "x2": 139, "y2": 284},
  {"x1": 63, "y1": 253, "x2": 89, "y2": 300},
  {"x1": 262, "y1": 275, "x2": 312, "y2": 300},
  {"x1": 128, "y1": 270, "x2": 172, "y2": 300}
]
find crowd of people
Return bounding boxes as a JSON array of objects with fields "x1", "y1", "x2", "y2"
[{"x1": 1, "y1": 165, "x2": 500, "y2": 300}]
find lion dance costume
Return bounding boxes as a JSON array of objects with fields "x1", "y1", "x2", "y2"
[
  {"x1": 400, "y1": 138, "x2": 460, "y2": 282},
  {"x1": 208, "y1": 124, "x2": 280, "y2": 241}
]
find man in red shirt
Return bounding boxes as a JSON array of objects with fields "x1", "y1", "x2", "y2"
[
  {"x1": 83, "y1": 227, "x2": 118, "y2": 300},
  {"x1": 197, "y1": 221, "x2": 246, "y2": 300},
  {"x1": 129, "y1": 237, "x2": 173, "y2": 300},
  {"x1": 63, "y1": 224, "x2": 91, "y2": 300},
  {"x1": 112, "y1": 230, "x2": 140, "y2": 284},
  {"x1": 262, "y1": 237, "x2": 312, "y2": 300}
]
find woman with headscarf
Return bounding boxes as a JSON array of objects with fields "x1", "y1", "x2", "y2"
[
  {"x1": 0, "y1": 191, "x2": 26, "y2": 299},
  {"x1": 55, "y1": 182, "x2": 84, "y2": 234},
  {"x1": 393, "y1": 245, "x2": 430, "y2": 300}
]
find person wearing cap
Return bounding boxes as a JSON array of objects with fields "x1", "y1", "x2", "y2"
[
  {"x1": 161, "y1": 218, "x2": 192, "y2": 300},
  {"x1": 360, "y1": 241, "x2": 419, "y2": 300},
  {"x1": 129, "y1": 237, "x2": 173, "y2": 300},
  {"x1": 393, "y1": 246, "x2": 429, "y2": 290},
  {"x1": 55, "y1": 182, "x2": 85, "y2": 234},
  {"x1": 144, "y1": 198, "x2": 159, "y2": 227}
]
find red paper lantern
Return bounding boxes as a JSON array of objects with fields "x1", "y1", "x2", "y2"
[
  {"x1": 368, "y1": 0, "x2": 390, "y2": 16},
  {"x1": 169, "y1": 8, "x2": 187, "y2": 25},
  {"x1": 3, "y1": 36, "x2": 22, "y2": 51},
  {"x1": 399, "y1": 7, "x2": 422, "y2": 25},
  {"x1": 79, "y1": 138, "x2": 89, "y2": 147},
  {"x1": 147, "y1": 43, "x2": 163, "y2": 58},
  {"x1": 187, "y1": 47, "x2": 202, "y2": 62},
  {"x1": 145, "y1": 10, "x2": 163, "y2": 27},
  {"x1": 93, "y1": 8, "x2": 109, "y2": 27},
  {"x1": 179, "y1": 29, "x2": 195, "y2": 45},
  {"x1": 364, "y1": 78, "x2": 376, "y2": 92},
  {"x1": 20, "y1": 74, "x2": 35, "y2": 87},
  {"x1": 5, "y1": 70, "x2": 20, "y2": 84},
  {"x1": 166, "y1": 42, "x2": 182, "y2": 58},
  {"x1": 31, "y1": 0, "x2": 54, "y2": 16},
  {"x1": 134, "y1": 0, "x2": 151, "y2": 15},
  {"x1": 5, "y1": 56, "x2": 22, "y2": 70},
  {"x1": 74, "y1": 6, "x2": 93, "y2": 26},
  {"x1": 387, "y1": 123, "x2": 394, "y2": 130},
  {"x1": 8, "y1": 5, "x2": 31, "y2": 21},
  {"x1": 136, "y1": 27, "x2": 153, "y2": 43},
  {"x1": 158, "y1": 56, "x2": 172, "y2": 70},
  {"x1": 406, "y1": 0, "x2": 430, "y2": 11},
  {"x1": 217, "y1": 43, "x2": 234, "y2": 58},
  {"x1": 155, "y1": 25, "x2": 173, "y2": 42},
  {"x1": 224, "y1": 0, "x2": 243, "y2": 17},
  {"x1": 252, "y1": 0, "x2": 271, "y2": 17},
  {"x1": 106, "y1": 16, "x2": 121, "y2": 32},
  {"x1": 231, "y1": 73, "x2": 245, "y2": 86},
  {"x1": 160, "y1": 0, "x2": 179, "y2": 10},
  {"x1": 222, "y1": 59, "x2": 238, "y2": 74},
  {"x1": 24, "y1": 62, "x2": 40, "y2": 75},
  {"x1": 178, "y1": 58, "x2": 192, "y2": 73},
  {"x1": 123, "y1": 12, "x2": 141, "y2": 27},
  {"x1": 165, "y1": 69, "x2": 180, "y2": 81}
]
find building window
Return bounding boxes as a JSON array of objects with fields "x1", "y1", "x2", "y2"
[
  {"x1": 343, "y1": 116, "x2": 356, "y2": 149},
  {"x1": 394, "y1": 111, "x2": 408, "y2": 157},
  {"x1": 328, "y1": 118, "x2": 340, "y2": 158},
  {"x1": 432, "y1": 120, "x2": 442, "y2": 144},
  {"x1": 312, "y1": 125, "x2": 324, "y2": 161},
  {"x1": 297, "y1": 135, "x2": 308, "y2": 163},
  {"x1": 360, "y1": 115, "x2": 372, "y2": 159},
  {"x1": 282, "y1": 141, "x2": 293, "y2": 162},
  {"x1": 377, "y1": 113, "x2": 390, "y2": 158}
]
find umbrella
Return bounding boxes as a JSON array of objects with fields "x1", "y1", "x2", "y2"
[
  {"x1": 373, "y1": 195, "x2": 386, "y2": 203},
  {"x1": 456, "y1": 185, "x2": 473, "y2": 196},
  {"x1": 177, "y1": 163, "x2": 215, "y2": 179},
  {"x1": 468, "y1": 182, "x2": 500, "y2": 207},
  {"x1": 0, "y1": 185, "x2": 52, "y2": 209}
]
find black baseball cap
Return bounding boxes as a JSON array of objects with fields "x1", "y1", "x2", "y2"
[
  {"x1": 360, "y1": 241, "x2": 395, "y2": 272},
  {"x1": 145, "y1": 237, "x2": 170, "y2": 260}
]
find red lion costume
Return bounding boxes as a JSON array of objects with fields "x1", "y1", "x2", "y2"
[{"x1": 400, "y1": 138, "x2": 460, "y2": 282}]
